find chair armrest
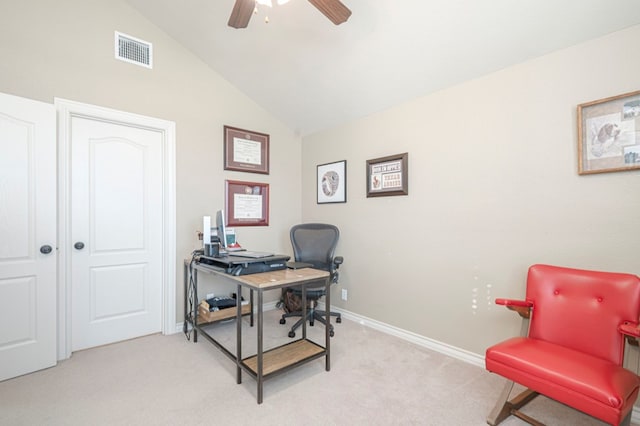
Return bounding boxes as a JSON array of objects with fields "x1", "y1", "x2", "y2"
[
  {"x1": 620, "y1": 322, "x2": 640, "y2": 347},
  {"x1": 620, "y1": 322, "x2": 640, "y2": 337},
  {"x1": 496, "y1": 298, "x2": 532, "y2": 319},
  {"x1": 333, "y1": 256, "x2": 343, "y2": 268}
]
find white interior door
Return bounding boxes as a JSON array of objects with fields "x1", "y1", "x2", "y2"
[
  {"x1": 0, "y1": 92, "x2": 57, "y2": 381},
  {"x1": 70, "y1": 115, "x2": 164, "y2": 351}
]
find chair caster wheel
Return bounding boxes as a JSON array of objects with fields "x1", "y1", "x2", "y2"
[
  {"x1": 336, "y1": 317, "x2": 342, "y2": 323},
  {"x1": 330, "y1": 330, "x2": 335, "y2": 337},
  {"x1": 288, "y1": 331, "x2": 295, "y2": 338},
  {"x1": 279, "y1": 318, "x2": 286, "y2": 324}
]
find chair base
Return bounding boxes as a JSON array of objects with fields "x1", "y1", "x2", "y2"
[
  {"x1": 487, "y1": 380, "x2": 633, "y2": 426},
  {"x1": 280, "y1": 301, "x2": 341, "y2": 338}
]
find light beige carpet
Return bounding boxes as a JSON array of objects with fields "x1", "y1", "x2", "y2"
[{"x1": 0, "y1": 310, "x2": 626, "y2": 425}]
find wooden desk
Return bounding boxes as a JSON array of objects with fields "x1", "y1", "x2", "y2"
[{"x1": 184, "y1": 260, "x2": 331, "y2": 404}]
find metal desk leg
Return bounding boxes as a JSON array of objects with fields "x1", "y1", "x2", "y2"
[
  {"x1": 301, "y1": 285, "x2": 307, "y2": 339},
  {"x1": 193, "y1": 269, "x2": 198, "y2": 342},
  {"x1": 325, "y1": 277, "x2": 330, "y2": 371},
  {"x1": 257, "y1": 290, "x2": 264, "y2": 404},
  {"x1": 183, "y1": 262, "x2": 188, "y2": 332},
  {"x1": 250, "y1": 289, "x2": 254, "y2": 327},
  {"x1": 236, "y1": 284, "x2": 242, "y2": 384}
]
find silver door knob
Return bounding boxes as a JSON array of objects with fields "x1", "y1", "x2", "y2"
[{"x1": 40, "y1": 245, "x2": 53, "y2": 254}]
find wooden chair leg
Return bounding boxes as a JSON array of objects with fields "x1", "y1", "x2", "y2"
[
  {"x1": 487, "y1": 380, "x2": 540, "y2": 426},
  {"x1": 620, "y1": 410, "x2": 632, "y2": 426},
  {"x1": 487, "y1": 380, "x2": 515, "y2": 425}
]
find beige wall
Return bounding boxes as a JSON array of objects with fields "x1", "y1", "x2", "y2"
[
  {"x1": 0, "y1": 0, "x2": 303, "y2": 319},
  {"x1": 302, "y1": 25, "x2": 640, "y2": 355},
  {"x1": 2, "y1": 0, "x2": 639, "y2": 357}
]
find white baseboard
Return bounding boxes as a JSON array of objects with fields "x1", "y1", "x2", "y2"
[
  {"x1": 174, "y1": 301, "x2": 640, "y2": 423},
  {"x1": 318, "y1": 303, "x2": 485, "y2": 367}
]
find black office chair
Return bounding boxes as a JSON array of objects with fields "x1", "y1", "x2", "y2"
[{"x1": 279, "y1": 223, "x2": 343, "y2": 338}]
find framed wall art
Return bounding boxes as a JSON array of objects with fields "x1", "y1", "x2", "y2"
[
  {"x1": 225, "y1": 180, "x2": 269, "y2": 226},
  {"x1": 577, "y1": 90, "x2": 640, "y2": 175},
  {"x1": 317, "y1": 160, "x2": 347, "y2": 204},
  {"x1": 366, "y1": 152, "x2": 408, "y2": 197},
  {"x1": 224, "y1": 125, "x2": 270, "y2": 174}
]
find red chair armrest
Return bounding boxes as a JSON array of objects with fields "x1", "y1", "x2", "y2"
[
  {"x1": 620, "y1": 322, "x2": 640, "y2": 337},
  {"x1": 496, "y1": 298, "x2": 532, "y2": 319},
  {"x1": 619, "y1": 322, "x2": 640, "y2": 347}
]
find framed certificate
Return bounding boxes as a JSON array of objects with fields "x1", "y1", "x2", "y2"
[
  {"x1": 366, "y1": 152, "x2": 409, "y2": 197},
  {"x1": 225, "y1": 180, "x2": 269, "y2": 226},
  {"x1": 223, "y1": 125, "x2": 270, "y2": 174}
]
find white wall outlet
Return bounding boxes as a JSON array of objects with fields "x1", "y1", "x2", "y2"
[{"x1": 341, "y1": 289, "x2": 348, "y2": 301}]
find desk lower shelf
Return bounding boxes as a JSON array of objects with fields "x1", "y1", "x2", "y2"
[{"x1": 243, "y1": 339, "x2": 325, "y2": 377}]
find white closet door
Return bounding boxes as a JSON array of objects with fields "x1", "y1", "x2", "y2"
[
  {"x1": 70, "y1": 116, "x2": 164, "y2": 351},
  {"x1": 0, "y1": 92, "x2": 57, "y2": 381}
]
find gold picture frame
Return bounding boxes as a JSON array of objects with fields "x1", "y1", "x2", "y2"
[{"x1": 578, "y1": 90, "x2": 640, "y2": 175}]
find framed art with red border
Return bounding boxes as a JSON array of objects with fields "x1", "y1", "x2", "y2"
[
  {"x1": 223, "y1": 125, "x2": 270, "y2": 174},
  {"x1": 225, "y1": 180, "x2": 269, "y2": 226}
]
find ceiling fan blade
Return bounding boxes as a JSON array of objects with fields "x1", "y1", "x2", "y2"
[
  {"x1": 228, "y1": 0, "x2": 255, "y2": 29},
  {"x1": 308, "y1": 0, "x2": 352, "y2": 25}
]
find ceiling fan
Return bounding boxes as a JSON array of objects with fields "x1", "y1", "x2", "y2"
[{"x1": 228, "y1": 0, "x2": 352, "y2": 29}]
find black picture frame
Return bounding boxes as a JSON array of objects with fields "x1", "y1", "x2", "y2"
[{"x1": 317, "y1": 160, "x2": 347, "y2": 204}]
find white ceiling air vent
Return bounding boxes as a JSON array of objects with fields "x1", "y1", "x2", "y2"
[{"x1": 115, "y1": 31, "x2": 152, "y2": 69}]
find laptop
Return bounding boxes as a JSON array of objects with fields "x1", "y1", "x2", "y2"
[{"x1": 229, "y1": 250, "x2": 274, "y2": 258}]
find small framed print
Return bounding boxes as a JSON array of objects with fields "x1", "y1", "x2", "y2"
[
  {"x1": 225, "y1": 180, "x2": 269, "y2": 226},
  {"x1": 224, "y1": 125, "x2": 270, "y2": 174},
  {"x1": 317, "y1": 160, "x2": 347, "y2": 204},
  {"x1": 577, "y1": 90, "x2": 640, "y2": 174},
  {"x1": 366, "y1": 152, "x2": 408, "y2": 197}
]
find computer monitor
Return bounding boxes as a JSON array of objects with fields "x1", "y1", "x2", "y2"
[{"x1": 216, "y1": 209, "x2": 227, "y2": 249}]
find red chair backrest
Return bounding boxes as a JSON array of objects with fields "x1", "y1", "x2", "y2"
[{"x1": 526, "y1": 264, "x2": 640, "y2": 365}]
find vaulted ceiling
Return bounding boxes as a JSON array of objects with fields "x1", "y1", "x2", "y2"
[{"x1": 125, "y1": 0, "x2": 640, "y2": 136}]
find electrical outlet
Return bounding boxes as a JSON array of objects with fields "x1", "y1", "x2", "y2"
[
  {"x1": 341, "y1": 289, "x2": 348, "y2": 301},
  {"x1": 206, "y1": 293, "x2": 214, "y2": 299}
]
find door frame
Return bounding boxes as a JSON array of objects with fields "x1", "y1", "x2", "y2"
[{"x1": 55, "y1": 98, "x2": 176, "y2": 360}]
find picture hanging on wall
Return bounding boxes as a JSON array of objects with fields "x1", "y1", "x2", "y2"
[
  {"x1": 577, "y1": 90, "x2": 640, "y2": 175},
  {"x1": 225, "y1": 180, "x2": 269, "y2": 226},
  {"x1": 223, "y1": 125, "x2": 270, "y2": 174},
  {"x1": 317, "y1": 160, "x2": 347, "y2": 204},
  {"x1": 366, "y1": 152, "x2": 408, "y2": 197}
]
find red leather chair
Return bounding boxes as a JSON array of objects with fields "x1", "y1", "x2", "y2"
[{"x1": 485, "y1": 264, "x2": 640, "y2": 426}]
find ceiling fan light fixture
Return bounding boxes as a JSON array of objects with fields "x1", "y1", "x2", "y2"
[{"x1": 256, "y1": 0, "x2": 273, "y2": 7}]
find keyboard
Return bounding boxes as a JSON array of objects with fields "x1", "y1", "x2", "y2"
[
  {"x1": 205, "y1": 296, "x2": 236, "y2": 310},
  {"x1": 230, "y1": 250, "x2": 273, "y2": 258}
]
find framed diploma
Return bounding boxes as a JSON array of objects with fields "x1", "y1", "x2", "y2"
[
  {"x1": 366, "y1": 152, "x2": 409, "y2": 197},
  {"x1": 223, "y1": 125, "x2": 270, "y2": 174},
  {"x1": 225, "y1": 180, "x2": 269, "y2": 226}
]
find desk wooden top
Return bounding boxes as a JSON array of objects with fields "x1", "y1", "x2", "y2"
[{"x1": 192, "y1": 262, "x2": 329, "y2": 290}]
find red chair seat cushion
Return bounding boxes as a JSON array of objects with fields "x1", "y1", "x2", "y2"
[{"x1": 486, "y1": 337, "x2": 640, "y2": 424}]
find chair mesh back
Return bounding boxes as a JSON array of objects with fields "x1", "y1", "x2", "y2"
[
  {"x1": 290, "y1": 223, "x2": 339, "y2": 272},
  {"x1": 526, "y1": 264, "x2": 640, "y2": 365}
]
